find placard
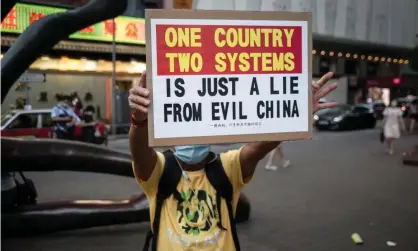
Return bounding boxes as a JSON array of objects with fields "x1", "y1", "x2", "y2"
[{"x1": 146, "y1": 9, "x2": 312, "y2": 147}]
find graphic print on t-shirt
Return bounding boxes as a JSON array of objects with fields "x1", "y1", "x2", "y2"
[{"x1": 177, "y1": 188, "x2": 219, "y2": 236}]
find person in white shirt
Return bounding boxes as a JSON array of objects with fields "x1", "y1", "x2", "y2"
[
  {"x1": 383, "y1": 100, "x2": 405, "y2": 155},
  {"x1": 265, "y1": 145, "x2": 290, "y2": 170}
]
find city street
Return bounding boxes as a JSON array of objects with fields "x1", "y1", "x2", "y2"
[{"x1": 3, "y1": 128, "x2": 418, "y2": 251}]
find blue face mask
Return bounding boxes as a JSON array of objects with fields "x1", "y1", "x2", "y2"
[{"x1": 174, "y1": 145, "x2": 211, "y2": 164}]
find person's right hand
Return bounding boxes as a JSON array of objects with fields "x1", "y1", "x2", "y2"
[{"x1": 128, "y1": 70, "x2": 150, "y2": 122}]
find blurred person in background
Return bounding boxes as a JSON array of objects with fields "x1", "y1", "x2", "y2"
[
  {"x1": 80, "y1": 104, "x2": 96, "y2": 143},
  {"x1": 70, "y1": 91, "x2": 83, "y2": 117},
  {"x1": 383, "y1": 100, "x2": 405, "y2": 155},
  {"x1": 408, "y1": 99, "x2": 417, "y2": 132},
  {"x1": 265, "y1": 145, "x2": 290, "y2": 170},
  {"x1": 51, "y1": 93, "x2": 79, "y2": 140}
]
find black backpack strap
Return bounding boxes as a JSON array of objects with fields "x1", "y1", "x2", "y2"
[
  {"x1": 205, "y1": 152, "x2": 241, "y2": 251},
  {"x1": 143, "y1": 150, "x2": 182, "y2": 251}
]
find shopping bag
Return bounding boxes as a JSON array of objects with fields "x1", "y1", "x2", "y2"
[
  {"x1": 94, "y1": 128, "x2": 101, "y2": 137},
  {"x1": 379, "y1": 130, "x2": 385, "y2": 143}
]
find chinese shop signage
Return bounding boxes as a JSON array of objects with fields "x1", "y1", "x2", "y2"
[{"x1": 1, "y1": 3, "x2": 145, "y2": 45}]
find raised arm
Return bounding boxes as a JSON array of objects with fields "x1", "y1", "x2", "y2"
[
  {"x1": 239, "y1": 72, "x2": 338, "y2": 180},
  {"x1": 128, "y1": 71, "x2": 157, "y2": 181}
]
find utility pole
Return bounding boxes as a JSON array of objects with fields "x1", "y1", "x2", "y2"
[{"x1": 111, "y1": 18, "x2": 117, "y2": 135}]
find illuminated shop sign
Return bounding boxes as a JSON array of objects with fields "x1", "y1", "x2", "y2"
[{"x1": 1, "y1": 3, "x2": 145, "y2": 45}]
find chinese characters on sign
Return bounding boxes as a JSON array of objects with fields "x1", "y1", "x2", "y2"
[
  {"x1": 0, "y1": 3, "x2": 146, "y2": 45},
  {"x1": 146, "y1": 9, "x2": 312, "y2": 146},
  {"x1": 80, "y1": 25, "x2": 95, "y2": 34},
  {"x1": 2, "y1": 8, "x2": 17, "y2": 29},
  {"x1": 29, "y1": 12, "x2": 45, "y2": 24},
  {"x1": 103, "y1": 19, "x2": 116, "y2": 35},
  {"x1": 211, "y1": 122, "x2": 263, "y2": 128}
]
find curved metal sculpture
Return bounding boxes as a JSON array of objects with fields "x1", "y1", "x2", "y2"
[
  {"x1": 1, "y1": 137, "x2": 250, "y2": 237},
  {"x1": 1, "y1": 0, "x2": 251, "y2": 237}
]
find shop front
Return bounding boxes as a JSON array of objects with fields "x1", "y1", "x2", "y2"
[{"x1": 1, "y1": 2, "x2": 146, "y2": 128}]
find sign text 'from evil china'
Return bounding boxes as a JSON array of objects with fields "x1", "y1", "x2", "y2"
[{"x1": 158, "y1": 25, "x2": 302, "y2": 74}]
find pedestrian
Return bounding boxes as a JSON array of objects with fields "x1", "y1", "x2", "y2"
[
  {"x1": 80, "y1": 105, "x2": 96, "y2": 143},
  {"x1": 265, "y1": 145, "x2": 290, "y2": 170},
  {"x1": 51, "y1": 93, "x2": 79, "y2": 140},
  {"x1": 128, "y1": 70, "x2": 338, "y2": 251},
  {"x1": 408, "y1": 99, "x2": 417, "y2": 132},
  {"x1": 70, "y1": 91, "x2": 83, "y2": 117},
  {"x1": 382, "y1": 100, "x2": 405, "y2": 155}
]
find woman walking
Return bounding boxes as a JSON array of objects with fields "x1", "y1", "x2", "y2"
[
  {"x1": 265, "y1": 145, "x2": 290, "y2": 170},
  {"x1": 383, "y1": 100, "x2": 405, "y2": 155}
]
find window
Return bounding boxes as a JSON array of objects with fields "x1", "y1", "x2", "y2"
[
  {"x1": 1, "y1": 111, "x2": 16, "y2": 127},
  {"x1": 8, "y1": 114, "x2": 38, "y2": 129},
  {"x1": 41, "y1": 113, "x2": 53, "y2": 127}
]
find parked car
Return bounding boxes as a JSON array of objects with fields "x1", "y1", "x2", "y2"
[
  {"x1": 313, "y1": 104, "x2": 376, "y2": 131},
  {"x1": 1, "y1": 109, "x2": 108, "y2": 144}
]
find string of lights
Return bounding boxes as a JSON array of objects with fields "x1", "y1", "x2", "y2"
[{"x1": 312, "y1": 50, "x2": 409, "y2": 65}]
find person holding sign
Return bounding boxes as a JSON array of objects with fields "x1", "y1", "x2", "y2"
[{"x1": 129, "y1": 70, "x2": 337, "y2": 251}]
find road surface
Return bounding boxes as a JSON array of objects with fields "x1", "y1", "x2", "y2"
[{"x1": 3, "y1": 129, "x2": 418, "y2": 251}]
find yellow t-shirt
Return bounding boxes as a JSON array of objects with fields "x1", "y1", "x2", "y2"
[{"x1": 133, "y1": 149, "x2": 248, "y2": 251}]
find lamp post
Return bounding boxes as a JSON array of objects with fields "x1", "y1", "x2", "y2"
[{"x1": 111, "y1": 18, "x2": 117, "y2": 136}]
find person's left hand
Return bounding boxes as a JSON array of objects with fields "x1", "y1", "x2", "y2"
[{"x1": 312, "y1": 72, "x2": 338, "y2": 114}]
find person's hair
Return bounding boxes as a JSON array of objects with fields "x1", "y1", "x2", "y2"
[
  {"x1": 390, "y1": 99, "x2": 398, "y2": 107},
  {"x1": 70, "y1": 92, "x2": 78, "y2": 98},
  {"x1": 63, "y1": 94, "x2": 72, "y2": 102}
]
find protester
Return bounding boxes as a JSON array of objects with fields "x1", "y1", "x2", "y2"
[
  {"x1": 408, "y1": 99, "x2": 417, "y2": 132},
  {"x1": 70, "y1": 91, "x2": 83, "y2": 117},
  {"x1": 80, "y1": 105, "x2": 96, "y2": 143},
  {"x1": 265, "y1": 145, "x2": 290, "y2": 170},
  {"x1": 383, "y1": 100, "x2": 405, "y2": 155},
  {"x1": 51, "y1": 93, "x2": 79, "y2": 140},
  {"x1": 128, "y1": 70, "x2": 337, "y2": 251}
]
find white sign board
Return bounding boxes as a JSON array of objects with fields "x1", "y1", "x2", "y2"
[
  {"x1": 16, "y1": 71, "x2": 46, "y2": 83},
  {"x1": 146, "y1": 9, "x2": 312, "y2": 147}
]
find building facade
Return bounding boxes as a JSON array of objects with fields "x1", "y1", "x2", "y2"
[
  {"x1": 2, "y1": 0, "x2": 417, "y2": 126},
  {"x1": 165, "y1": 0, "x2": 418, "y2": 104}
]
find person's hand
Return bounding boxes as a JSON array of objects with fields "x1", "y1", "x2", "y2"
[
  {"x1": 128, "y1": 70, "x2": 150, "y2": 122},
  {"x1": 312, "y1": 72, "x2": 338, "y2": 114}
]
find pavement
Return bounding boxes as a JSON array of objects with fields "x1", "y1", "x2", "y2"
[{"x1": 2, "y1": 128, "x2": 418, "y2": 251}]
